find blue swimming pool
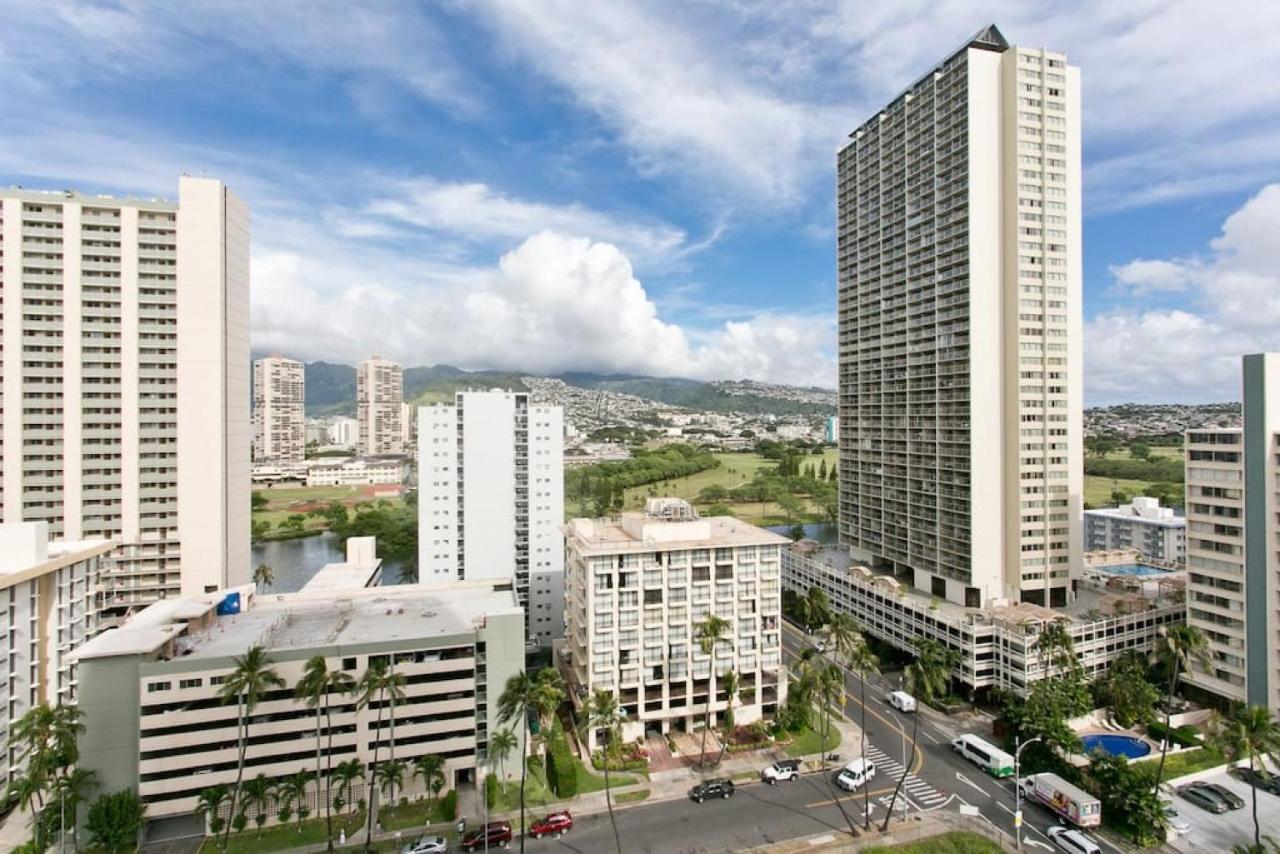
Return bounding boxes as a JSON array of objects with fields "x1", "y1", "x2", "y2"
[
  {"x1": 1096, "y1": 563, "x2": 1170, "y2": 577},
  {"x1": 1081, "y1": 733, "x2": 1152, "y2": 759}
]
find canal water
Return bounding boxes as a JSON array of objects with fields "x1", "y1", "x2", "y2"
[
  {"x1": 250, "y1": 532, "x2": 407, "y2": 592},
  {"x1": 764, "y1": 521, "x2": 838, "y2": 543}
]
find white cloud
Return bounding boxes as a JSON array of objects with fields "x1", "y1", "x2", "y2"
[
  {"x1": 1087, "y1": 184, "x2": 1280, "y2": 403},
  {"x1": 252, "y1": 229, "x2": 834, "y2": 386},
  {"x1": 1109, "y1": 258, "x2": 1197, "y2": 295}
]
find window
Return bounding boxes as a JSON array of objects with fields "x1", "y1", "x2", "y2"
[
  {"x1": 147, "y1": 681, "x2": 171, "y2": 693},
  {"x1": 179, "y1": 678, "x2": 202, "y2": 690}
]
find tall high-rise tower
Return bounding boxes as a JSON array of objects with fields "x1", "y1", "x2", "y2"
[
  {"x1": 356, "y1": 356, "x2": 403, "y2": 455},
  {"x1": 0, "y1": 176, "x2": 250, "y2": 613},
  {"x1": 418, "y1": 390, "x2": 564, "y2": 645},
  {"x1": 252, "y1": 355, "x2": 305, "y2": 464},
  {"x1": 836, "y1": 25, "x2": 1082, "y2": 607}
]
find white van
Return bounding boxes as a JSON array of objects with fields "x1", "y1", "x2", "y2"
[
  {"x1": 1048, "y1": 826, "x2": 1102, "y2": 854},
  {"x1": 886, "y1": 690, "x2": 917, "y2": 713},
  {"x1": 834, "y1": 757, "x2": 876, "y2": 791},
  {"x1": 950, "y1": 734, "x2": 1015, "y2": 778}
]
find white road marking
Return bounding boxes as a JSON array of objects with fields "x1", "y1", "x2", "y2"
[{"x1": 955, "y1": 772, "x2": 990, "y2": 796}]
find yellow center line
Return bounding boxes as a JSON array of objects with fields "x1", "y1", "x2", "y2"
[{"x1": 804, "y1": 784, "x2": 897, "y2": 809}]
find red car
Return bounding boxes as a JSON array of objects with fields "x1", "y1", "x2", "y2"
[
  {"x1": 529, "y1": 810, "x2": 573, "y2": 839},
  {"x1": 461, "y1": 822, "x2": 513, "y2": 851}
]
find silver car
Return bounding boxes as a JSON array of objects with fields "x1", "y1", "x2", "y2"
[{"x1": 402, "y1": 836, "x2": 448, "y2": 854}]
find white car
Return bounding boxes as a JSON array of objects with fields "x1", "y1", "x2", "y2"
[
  {"x1": 834, "y1": 758, "x2": 876, "y2": 792},
  {"x1": 1047, "y1": 826, "x2": 1101, "y2": 854},
  {"x1": 885, "y1": 690, "x2": 917, "y2": 713},
  {"x1": 402, "y1": 836, "x2": 448, "y2": 854},
  {"x1": 760, "y1": 759, "x2": 802, "y2": 784},
  {"x1": 1162, "y1": 804, "x2": 1191, "y2": 835}
]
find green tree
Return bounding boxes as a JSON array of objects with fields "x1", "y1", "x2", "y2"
[
  {"x1": 814, "y1": 662, "x2": 859, "y2": 839},
  {"x1": 1211, "y1": 705, "x2": 1280, "y2": 850},
  {"x1": 497, "y1": 671, "x2": 541, "y2": 854},
  {"x1": 252, "y1": 491, "x2": 269, "y2": 511},
  {"x1": 251, "y1": 519, "x2": 271, "y2": 541},
  {"x1": 1130, "y1": 441, "x2": 1152, "y2": 460},
  {"x1": 714, "y1": 670, "x2": 740, "y2": 766},
  {"x1": 694, "y1": 614, "x2": 733, "y2": 768},
  {"x1": 906, "y1": 638, "x2": 958, "y2": 704},
  {"x1": 84, "y1": 789, "x2": 146, "y2": 854},
  {"x1": 218, "y1": 646, "x2": 284, "y2": 850},
  {"x1": 296, "y1": 655, "x2": 355, "y2": 851},
  {"x1": 356, "y1": 658, "x2": 405, "y2": 849},
  {"x1": 332, "y1": 759, "x2": 364, "y2": 815},
  {"x1": 412, "y1": 754, "x2": 443, "y2": 812},
  {"x1": 488, "y1": 730, "x2": 517, "y2": 783},
  {"x1": 195, "y1": 784, "x2": 230, "y2": 841},
  {"x1": 829, "y1": 615, "x2": 879, "y2": 830},
  {"x1": 1099, "y1": 652, "x2": 1158, "y2": 728},
  {"x1": 373, "y1": 760, "x2": 405, "y2": 811},
  {"x1": 796, "y1": 586, "x2": 830, "y2": 633},
  {"x1": 818, "y1": 458, "x2": 828, "y2": 480},
  {"x1": 241, "y1": 774, "x2": 273, "y2": 836},
  {"x1": 1087, "y1": 751, "x2": 1166, "y2": 846},
  {"x1": 282, "y1": 514, "x2": 308, "y2": 533},
  {"x1": 52, "y1": 766, "x2": 97, "y2": 851},
  {"x1": 253, "y1": 562, "x2": 275, "y2": 591},
  {"x1": 579, "y1": 689, "x2": 625, "y2": 854},
  {"x1": 1152, "y1": 625, "x2": 1211, "y2": 795}
]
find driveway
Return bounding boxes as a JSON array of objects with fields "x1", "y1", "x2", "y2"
[{"x1": 1167, "y1": 766, "x2": 1278, "y2": 852}]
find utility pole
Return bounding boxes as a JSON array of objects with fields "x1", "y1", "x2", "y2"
[{"x1": 1014, "y1": 735, "x2": 1044, "y2": 851}]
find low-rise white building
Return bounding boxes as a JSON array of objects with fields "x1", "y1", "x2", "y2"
[
  {"x1": 305, "y1": 455, "x2": 408, "y2": 487},
  {"x1": 561, "y1": 500, "x2": 789, "y2": 750},
  {"x1": 1084, "y1": 497, "x2": 1185, "y2": 563}
]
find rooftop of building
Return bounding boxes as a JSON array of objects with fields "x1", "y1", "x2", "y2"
[
  {"x1": 565, "y1": 498, "x2": 790, "y2": 555},
  {"x1": 1083, "y1": 496, "x2": 1184, "y2": 525},
  {"x1": 3, "y1": 186, "x2": 177, "y2": 209},
  {"x1": 307, "y1": 454, "x2": 408, "y2": 468},
  {"x1": 72, "y1": 580, "x2": 522, "y2": 663},
  {"x1": 0, "y1": 523, "x2": 117, "y2": 590}
]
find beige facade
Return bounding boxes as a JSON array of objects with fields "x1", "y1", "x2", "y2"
[
  {"x1": 836, "y1": 25, "x2": 1082, "y2": 608},
  {"x1": 0, "y1": 177, "x2": 250, "y2": 619},
  {"x1": 252, "y1": 355, "x2": 305, "y2": 464},
  {"x1": 561, "y1": 500, "x2": 789, "y2": 750},
  {"x1": 356, "y1": 357, "x2": 403, "y2": 456}
]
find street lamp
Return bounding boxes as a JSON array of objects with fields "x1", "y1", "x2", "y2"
[{"x1": 1013, "y1": 735, "x2": 1044, "y2": 851}]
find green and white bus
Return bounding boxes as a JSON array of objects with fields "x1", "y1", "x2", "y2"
[{"x1": 951, "y1": 734, "x2": 1015, "y2": 778}]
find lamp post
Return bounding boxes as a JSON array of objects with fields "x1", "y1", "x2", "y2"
[{"x1": 1013, "y1": 735, "x2": 1044, "y2": 851}]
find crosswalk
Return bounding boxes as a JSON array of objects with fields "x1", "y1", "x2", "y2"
[{"x1": 863, "y1": 744, "x2": 948, "y2": 808}]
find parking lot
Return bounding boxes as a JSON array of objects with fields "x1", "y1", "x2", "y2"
[{"x1": 1167, "y1": 766, "x2": 1279, "y2": 852}]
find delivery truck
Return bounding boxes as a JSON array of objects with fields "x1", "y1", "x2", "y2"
[{"x1": 1021, "y1": 772, "x2": 1102, "y2": 828}]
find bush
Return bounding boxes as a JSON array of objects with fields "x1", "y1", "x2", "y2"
[
  {"x1": 1148, "y1": 721, "x2": 1201, "y2": 748},
  {"x1": 545, "y1": 730, "x2": 579, "y2": 799},
  {"x1": 485, "y1": 774, "x2": 497, "y2": 809},
  {"x1": 440, "y1": 789, "x2": 458, "y2": 821}
]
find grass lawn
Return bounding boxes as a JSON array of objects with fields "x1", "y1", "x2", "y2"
[
  {"x1": 253, "y1": 485, "x2": 405, "y2": 537},
  {"x1": 862, "y1": 831, "x2": 1003, "y2": 854},
  {"x1": 614, "y1": 789, "x2": 649, "y2": 804},
  {"x1": 1158, "y1": 747, "x2": 1225, "y2": 781},
  {"x1": 783, "y1": 724, "x2": 842, "y2": 758},
  {"x1": 1084, "y1": 475, "x2": 1153, "y2": 507},
  {"x1": 202, "y1": 810, "x2": 367, "y2": 853},
  {"x1": 379, "y1": 797, "x2": 454, "y2": 831},
  {"x1": 491, "y1": 756, "x2": 639, "y2": 816}
]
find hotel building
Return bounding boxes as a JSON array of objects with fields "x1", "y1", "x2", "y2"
[
  {"x1": 561, "y1": 500, "x2": 789, "y2": 749},
  {"x1": 252, "y1": 355, "x2": 305, "y2": 464},
  {"x1": 356, "y1": 357, "x2": 403, "y2": 456},
  {"x1": 1083, "y1": 496, "x2": 1185, "y2": 564},
  {"x1": 418, "y1": 390, "x2": 565, "y2": 645},
  {"x1": 836, "y1": 25, "x2": 1083, "y2": 608},
  {"x1": 0, "y1": 177, "x2": 250, "y2": 618}
]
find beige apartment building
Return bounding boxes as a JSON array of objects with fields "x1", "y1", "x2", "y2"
[
  {"x1": 1184, "y1": 353, "x2": 1280, "y2": 713},
  {"x1": 252, "y1": 355, "x2": 305, "y2": 464},
  {"x1": 836, "y1": 25, "x2": 1083, "y2": 608},
  {"x1": 0, "y1": 177, "x2": 250, "y2": 619},
  {"x1": 73, "y1": 578, "x2": 525, "y2": 833},
  {"x1": 0, "y1": 522, "x2": 116, "y2": 794},
  {"x1": 561, "y1": 499, "x2": 789, "y2": 750},
  {"x1": 356, "y1": 356, "x2": 403, "y2": 455}
]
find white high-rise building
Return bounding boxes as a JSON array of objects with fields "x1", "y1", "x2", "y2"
[
  {"x1": 1184, "y1": 353, "x2": 1280, "y2": 714},
  {"x1": 418, "y1": 390, "x2": 564, "y2": 645},
  {"x1": 836, "y1": 25, "x2": 1083, "y2": 608},
  {"x1": 252, "y1": 355, "x2": 305, "y2": 464},
  {"x1": 0, "y1": 177, "x2": 250, "y2": 616},
  {"x1": 356, "y1": 356, "x2": 403, "y2": 455},
  {"x1": 1084, "y1": 496, "x2": 1185, "y2": 563}
]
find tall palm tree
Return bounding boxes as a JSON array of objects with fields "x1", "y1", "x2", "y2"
[
  {"x1": 1211, "y1": 705, "x2": 1280, "y2": 850},
  {"x1": 815, "y1": 663, "x2": 858, "y2": 840},
  {"x1": 412, "y1": 754, "x2": 444, "y2": 810},
  {"x1": 694, "y1": 614, "x2": 733, "y2": 768},
  {"x1": 356, "y1": 659, "x2": 403, "y2": 851},
  {"x1": 296, "y1": 655, "x2": 355, "y2": 852},
  {"x1": 253, "y1": 562, "x2": 275, "y2": 591},
  {"x1": 531, "y1": 668, "x2": 566, "y2": 739},
  {"x1": 880, "y1": 709, "x2": 920, "y2": 832},
  {"x1": 194, "y1": 784, "x2": 231, "y2": 842},
  {"x1": 373, "y1": 760, "x2": 405, "y2": 811},
  {"x1": 488, "y1": 729, "x2": 518, "y2": 783},
  {"x1": 218, "y1": 646, "x2": 284, "y2": 850},
  {"x1": 499, "y1": 670, "x2": 564, "y2": 854},
  {"x1": 796, "y1": 586, "x2": 830, "y2": 633},
  {"x1": 906, "y1": 638, "x2": 958, "y2": 705},
  {"x1": 714, "y1": 670, "x2": 740, "y2": 766},
  {"x1": 1034, "y1": 620, "x2": 1077, "y2": 677},
  {"x1": 332, "y1": 759, "x2": 364, "y2": 815},
  {"x1": 843, "y1": 634, "x2": 880, "y2": 830},
  {"x1": 579, "y1": 689, "x2": 625, "y2": 854},
  {"x1": 241, "y1": 774, "x2": 273, "y2": 836},
  {"x1": 52, "y1": 766, "x2": 96, "y2": 852},
  {"x1": 1152, "y1": 625, "x2": 1210, "y2": 794}
]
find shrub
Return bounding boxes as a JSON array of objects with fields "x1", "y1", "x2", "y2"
[
  {"x1": 545, "y1": 730, "x2": 579, "y2": 799},
  {"x1": 1148, "y1": 721, "x2": 1201, "y2": 748},
  {"x1": 440, "y1": 789, "x2": 458, "y2": 821},
  {"x1": 485, "y1": 774, "x2": 497, "y2": 809}
]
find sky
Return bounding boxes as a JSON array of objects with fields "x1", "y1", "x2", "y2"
[{"x1": 2, "y1": 1, "x2": 1280, "y2": 404}]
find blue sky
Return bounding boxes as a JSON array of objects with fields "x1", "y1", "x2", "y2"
[{"x1": 3, "y1": 1, "x2": 1280, "y2": 403}]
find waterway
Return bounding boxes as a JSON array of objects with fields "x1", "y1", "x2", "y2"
[
  {"x1": 250, "y1": 531, "x2": 407, "y2": 592},
  {"x1": 764, "y1": 521, "x2": 838, "y2": 543}
]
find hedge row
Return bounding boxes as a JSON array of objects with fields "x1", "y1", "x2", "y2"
[
  {"x1": 545, "y1": 732, "x2": 578, "y2": 798},
  {"x1": 1148, "y1": 721, "x2": 1201, "y2": 748},
  {"x1": 485, "y1": 773, "x2": 497, "y2": 809}
]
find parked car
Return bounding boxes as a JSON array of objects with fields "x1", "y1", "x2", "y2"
[
  {"x1": 1196, "y1": 781, "x2": 1246, "y2": 810},
  {"x1": 1161, "y1": 803, "x2": 1191, "y2": 835},
  {"x1": 885, "y1": 690, "x2": 917, "y2": 713},
  {"x1": 761, "y1": 759, "x2": 802, "y2": 784},
  {"x1": 1047, "y1": 825, "x2": 1102, "y2": 854},
  {"x1": 1179, "y1": 784, "x2": 1229, "y2": 814},
  {"x1": 401, "y1": 837, "x2": 448, "y2": 854},
  {"x1": 689, "y1": 778, "x2": 736, "y2": 802},
  {"x1": 529, "y1": 810, "x2": 573, "y2": 839},
  {"x1": 1232, "y1": 766, "x2": 1280, "y2": 795},
  {"x1": 815, "y1": 640, "x2": 827, "y2": 653},
  {"x1": 834, "y1": 757, "x2": 876, "y2": 792},
  {"x1": 461, "y1": 822, "x2": 513, "y2": 851}
]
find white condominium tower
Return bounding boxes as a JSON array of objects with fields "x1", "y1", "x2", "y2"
[
  {"x1": 0, "y1": 176, "x2": 250, "y2": 614},
  {"x1": 418, "y1": 390, "x2": 564, "y2": 645},
  {"x1": 1184, "y1": 353, "x2": 1280, "y2": 714},
  {"x1": 836, "y1": 25, "x2": 1083, "y2": 608},
  {"x1": 252, "y1": 355, "x2": 305, "y2": 464},
  {"x1": 356, "y1": 356, "x2": 403, "y2": 455}
]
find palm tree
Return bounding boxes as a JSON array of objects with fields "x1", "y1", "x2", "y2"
[
  {"x1": 843, "y1": 634, "x2": 880, "y2": 831},
  {"x1": 531, "y1": 667, "x2": 566, "y2": 739},
  {"x1": 218, "y1": 646, "x2": 284, "y2": 850},
  {"x1": 1152, "y1": 625, "x2": 1211, "y2": 794},
  {"x1": 488, "y1": 729, "x2": 518, "y2": 783},
  {"x1": 580, "y1": 689, "x2": 625, "y2": 854},
  {"x1": 241, "y1": 774, "x2": 273, "y2": 836},
  {"x1": 357, "y1": 659, "x2": 404, "y2": 850},
  {"x1": 195, "y1": 784, "x2": 231, "y2": 842},
  {"x1": 498, "y1": 669, "x2": 564, "y2": 854},
  {"x1": 714, "y1": 670, "x2": 740, "y2": 766},
  {"x1": 412, "y1": 754, "x2": 444, "y2": 810},
  {"x1": 796, "y1": 586, "x2": 830, "y2": 633},
  {"x1": 1034, "y1": 620, "x2": 1077, "y2": 677},
  {"x1": 332, "y1": 759, "x2": 364, "y2": 816},
  {"x1": 253, "y1": 562, "x2": 275, "y2": 591},
  {"x1": 815, "y1": 663, "x2": 858, "y2": 840},
  {"x1": 296, "y1": 655, "x2": 355, "y2": 852},
  {"x1": 373, "y1": 760, "x2": 405, "y2": 811},
  {"x1": 880, "y1": 709, "x2": 921, "y2": 832},
  {"x1": 1212, "y1": 705, "x2": 1280, "y2": 850},
  {"x1": 52, "y1": 766, "x2": 97, "y2": 852},
  {"x1": 906, "y1": 638, "x2": 958, "y2": 705},
  {"x1": 694, "y1": 614, "x2": 733, "y2": 768}
]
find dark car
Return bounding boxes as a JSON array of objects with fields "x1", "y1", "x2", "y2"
[
  {"x1": 689, "y1": 778, "x2": 736, "y2": 802},
  {"x1": 461, "y1": 822, "x2": 513, "y2": 851},
  {"x1": 529, "y1": 810, "x2": 573, "y2": 838},
  {"x1": 1196, "y1": 781, "x2": 1246, "y2": 810},
  {"x1": 1232, "y1": 767, "x2": 1280, "y2": 795},
  {"x1": 1179, "y1": 784, "x2": 1228, "y2": 814}
]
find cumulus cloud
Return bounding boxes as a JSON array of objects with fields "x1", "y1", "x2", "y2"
[
  {"x1": 251, "y1": 230, "x2": 834, "y2": 386},
  {"x1": 1086, "y1": 184, "x2": 1280, "y2": 403}
]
